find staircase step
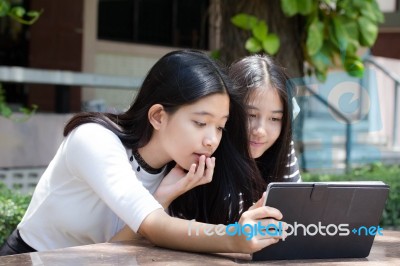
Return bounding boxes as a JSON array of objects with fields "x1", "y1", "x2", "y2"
[{"x1": 299, "y1": 132, "x2": 388, "y2": 147}]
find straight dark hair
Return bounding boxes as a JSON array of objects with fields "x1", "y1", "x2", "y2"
[
  {"x1": 64, "y1": 50, "x2": 264, "y2": 224},
  {"x1": 229, "y1": 54, "x2": 295, "y2": 183}
]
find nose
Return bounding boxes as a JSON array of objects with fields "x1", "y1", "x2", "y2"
[
  {"x1": 203, "y1": 129, "x2": 220, "y2": 150},
  {"x1": 251, "y1": 119, "x2": 267, "y2": 137}
]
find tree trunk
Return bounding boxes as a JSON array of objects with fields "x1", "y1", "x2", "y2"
[{"x1": 219, "y1": 0, "x2": 304, "y2": 76}]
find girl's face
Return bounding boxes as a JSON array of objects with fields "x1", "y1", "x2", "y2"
[
  {"x1": 247, "y1": 87, "x2": 283, "y2": 159},
  {"x1": 159, "y1": 93, "x2": 229, "y2": 170}
]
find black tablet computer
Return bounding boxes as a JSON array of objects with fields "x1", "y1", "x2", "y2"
[{"x1": 252, "y1": 181, "x2": 389, "y2": 261}]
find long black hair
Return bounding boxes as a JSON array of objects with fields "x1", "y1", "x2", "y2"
[
  {"x1": 64, "y1": 50, "x2": 264, "y2": 224},
  {"x1": 229, "y1": 54, "x2": 295, "y2": 183}
]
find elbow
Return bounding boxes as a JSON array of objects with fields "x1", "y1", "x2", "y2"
[{"x1": 137, "y1": 209, "x2": 168, "y2": 246}]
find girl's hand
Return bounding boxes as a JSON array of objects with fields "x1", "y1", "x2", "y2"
[
  {"x1": 230, "y1": 193, "x2": 287, "y2": 253},
  {"x1": 154, "y1": 155, "x2": 215, "y2": 209}
]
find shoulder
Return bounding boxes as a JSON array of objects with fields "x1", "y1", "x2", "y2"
[
  {"x1": 64, "y1": 123, "x2": 126, "y2": 161},
  {"x1": 70, "y1": 123, "x2": 115, "y2": 137},
  {"x1": 63, "y1": 123, "x2": 129, "y2": 177},
  {"x1": 67, "y1": 123, "x2": 121, "y2": 145}
]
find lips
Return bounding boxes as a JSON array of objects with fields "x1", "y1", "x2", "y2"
[
  {"x1": 194, "y1": 152, "x2": 212, "y2": 158},
  {"x1": 249, "y1": 141, "x2": 266, "y2": 147}
]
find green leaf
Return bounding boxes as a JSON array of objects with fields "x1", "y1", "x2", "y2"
[
  {"x1": 345, "y1": 57, "x2": 365, "y2": 77},
  {"x1": 7, "y1": 7, "x2": 42, "y2": 25},
  {"x1": 10, "y1": 6, "x2": 25, "y2": 18},
  {"x1": 337, "y1": 0, "x2": 352, "y2": 11},
  {"x1": 245, "y1": 37, "x2": 262, "y2": 53},
  {"x1": 352, "y1": 0, "x2": 366, "y2": 9},
  {"x1": 0, "y1": 0, "x2": 10, "y2": 16},
  {"x1": 281, "y1": 0, "x2": 313, "y2": 16},
  {"x1": 342, "y1": 19, "x2": 360, "y2": 55},
  {"x1": 360, "y1": 1, "x2": 383, "y2": 23},
  {"x1": 342, "y1": 19, "x2": 359, "y2": 42},
  {"x1": 343, "y1": 8, "x2": 358, "y2": 20},
  {"x1": 26, "y1": 10, "x2": 40, "y2": 18},
  {"x1": 281, "y1": 0, "x2": 298, "y2": 17},
  {"x1": 360, "y1": 4, "x2": 376, "y2": 22},
  {"x1": 0, "y1": 103, "x2": 12, "y2": 118},
  {"x1": 328, "y1": 21, "x2": 339, "y2": 48},
  {"x1": 306, "y1": 19, "x2": 324, "y2": 56},
  {"x1": 262, "y1": 34, "x2": 280, "y2": 55},
  {"x1": 20, "y1": 104, "x2": 38, "y2": 115},
  {"x1": 298, "y1": 0, "x2": 314, "y2": 15},
  {"x1": 331, "y1": 17, "x2": 350, "y2": 54},
  {"x1": 346, "y1": 39, "x2": 359, "y2": 56},
  {"x1": 310, "y1": 44, "x2": 332, "y2": 73},
  {"x1": 315, "y1": 69, "x2": 327, "y2": 82},
  {"x1": 329, "y1": 16, "x2": 361, "y2": 62},
  {"x1": 371, "y1": 0, "x2": 385, "y2": 23},
  {"x1": 358, "y1": 16, "x2": 378, "y2": 47},
  {"x1": 231, "y1": 14, "x2": 258, "y2": 30},
  {"x1": 252, "y1": 20, "x2": 268, "y2": 42}
]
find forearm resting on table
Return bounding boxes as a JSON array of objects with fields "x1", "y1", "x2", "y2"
[
  {"x1": 138, "y1": 209, "x2": 238, "y2": 253},
  {"x1": 111, "y1": 202, "x2": 283, "y2": 253},
  {"x1": 110, "y1": 210, "x2": 235, "y2": 252}
]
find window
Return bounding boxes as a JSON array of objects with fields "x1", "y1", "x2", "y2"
[
  {"x1": 0, "y1": 5, "x2": 29, "y2": 107},
  {"x1": 98, "y1": 0, "x2": 210, "y2": 49}
]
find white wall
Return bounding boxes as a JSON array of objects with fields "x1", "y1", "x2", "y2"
[
  {"x1": 0, "y1": 114, "x2": 72, "y2": 168},
  {"x1": 82, "y1": 0, "x2": 176, "y2": 112}
]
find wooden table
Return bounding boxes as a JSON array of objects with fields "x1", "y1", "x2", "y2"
[{"x1": 1, "y1": 230, "x2": 399, "y2": 265}]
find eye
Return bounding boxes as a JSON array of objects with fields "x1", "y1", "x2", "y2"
[
  {"x1": 248, "y1": 114, "x2": 257, "y2": 118},
  {"x1": 271, "y1": 117, "x2": 282, "y2": 122},
  {"x1": 193, "y1": 121, "x2": 206, "y2": 127},
  {"x1": 217, "y1": 126, "x2": 226, "y2": 132}
]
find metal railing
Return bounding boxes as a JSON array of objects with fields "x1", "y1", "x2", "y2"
[
  {"x1": 0, "y1": 66, "x2": 142, "y2": 113},
  {"x1": 300, "y1": 85, "x2": 353, "y2": 173},
  {"x1": 364, "y1": 57, "x2": 400, "y2": 148}
]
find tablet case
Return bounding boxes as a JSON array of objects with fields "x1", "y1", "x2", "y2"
[{"x1": 252, "y1": 182, "x2": 389, "y2": 261}]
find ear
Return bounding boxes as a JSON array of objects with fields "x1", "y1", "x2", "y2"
[{"x1": 148, "y1": 104, "x2": 167, "y2": 130}]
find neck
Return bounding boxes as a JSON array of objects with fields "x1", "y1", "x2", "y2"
[{"x1": 138, "y1": 134, "x2": 170, "y2": 169}]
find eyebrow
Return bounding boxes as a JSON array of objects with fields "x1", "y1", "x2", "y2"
[
  {"x1": 192, "y1": 111, "x2": 229, "y2": 119},
  {"x1": 272, "y1": 110, "x2": 284, "y2": 114},
  {"x1": 247, "y1": 105, "x2": 283, "y2": 114}
]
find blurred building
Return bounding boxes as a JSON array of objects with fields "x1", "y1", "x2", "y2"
[{"x1": 0, "y1": 1, "x2": 399, "y2": 190}]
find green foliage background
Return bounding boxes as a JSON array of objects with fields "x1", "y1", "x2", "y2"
[
  {"x1": 302, "y1": 163, "x2": 400, "y2": 229},
  {"x1": 0, "y1": 0, "x2": 40, "y2": 119},
  {"x1": 231, "y1": 0, "x2": 384, "y2": 82},
  {"x1": 0, "y1": 182, "x2": 31, "y2": 247}
]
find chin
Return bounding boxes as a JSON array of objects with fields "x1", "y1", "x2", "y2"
[
  {"x1": 181, "y1": 165, "x2": 191, "y2": 171},
  {"x1": 176, "y1": 161, "x2": 192, "y2": 171},
  {"x1": 251, "y1": 150, "x2": 264, "y2": 159}
]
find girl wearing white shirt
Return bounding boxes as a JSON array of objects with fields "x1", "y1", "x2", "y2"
[{"x1": 0, "y1": 50, "x2": 284, "y2": 256}]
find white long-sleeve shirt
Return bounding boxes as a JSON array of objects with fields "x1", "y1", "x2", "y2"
[{"x1": 18, "y1": 123, "x2": 164, "y2": 251}]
